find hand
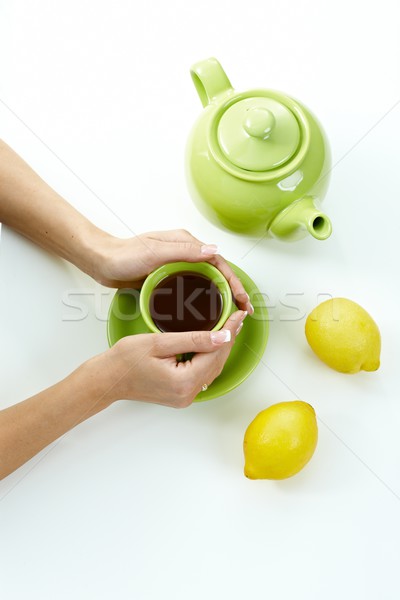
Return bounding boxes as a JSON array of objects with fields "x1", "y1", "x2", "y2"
[
  {"x1": 0, "y1": 143, "x2": 251, "y2": 312},
  {"x1": 92, "y1": 229, "x2": 253, "y2": 314},
  {"x1": 98, "y1": 310, "x2": 247, "y2": 408}
]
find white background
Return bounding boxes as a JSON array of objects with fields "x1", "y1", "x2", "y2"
[{"x1": 1, "y1": 1, "x2": 400, "y2": 598}]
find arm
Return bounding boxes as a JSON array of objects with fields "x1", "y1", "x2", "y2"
[
  {"x1": 0, "y1": 139, "x2": 105, "y2": 279},
  {"x1": 0, "y1": 138, "x2": 249, "y2": 479},
  {"x1": 0, "y1": 356, "x2": 112, "y2": 480},
  {"x1": 0, "y1": 313, "x2": 246, "y2": 480},
  {"x1": 0, "y1": 139, "x2": 252, "y2": 310}
]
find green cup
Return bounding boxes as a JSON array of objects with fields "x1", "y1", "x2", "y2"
[{"x1": 139, "y1": 261, "x2": 233, "y2": 334}]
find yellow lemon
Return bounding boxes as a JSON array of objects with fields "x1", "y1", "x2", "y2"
[
  {"x1": 305, "y1": 298, "x2": 381, "y2": 374},
  {"x1": 243, "y1": 401, "x2": 318, "y2": 480}
]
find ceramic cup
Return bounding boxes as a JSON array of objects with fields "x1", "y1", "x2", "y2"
[{"x1": 140, "y1": 261, "x2": 233, "y2": 334}]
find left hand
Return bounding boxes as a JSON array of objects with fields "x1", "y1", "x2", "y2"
[
  {"x1": 92, "y1": 229, "x2": 253, "y2": 313},
  {"x1": 101, "y1": 310, "x2": 248, "y2": 408}
]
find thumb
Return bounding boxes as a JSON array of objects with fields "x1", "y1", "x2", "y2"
[
  {"x1": 152, "y1": 310, "x2": 247, "y2": 358},
  {"x1": 153, "y1": 240, "x2": 218, "y2": 264},
  {"x1": 152, "y1": 328, "x2": 231, "y2": 358}
]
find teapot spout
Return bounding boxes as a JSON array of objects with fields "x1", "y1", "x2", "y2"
[{"x1": 268, "y1": 197, "x2": 332, "y2": 241}]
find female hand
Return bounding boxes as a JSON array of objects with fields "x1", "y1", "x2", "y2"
[
  {"x1": 92, "y1": 229, "x2": 253, "y2": 314},
  {"x1": 0, "y1": 141, "x2": 251, "y2": 312},
  {"x1": 98, "y1": 310, "x2": 247, "y2": 408}
]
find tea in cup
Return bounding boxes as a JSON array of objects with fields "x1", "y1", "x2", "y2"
[{"x1": 140, "y1": 261, "x2": 233, "y2": 333}]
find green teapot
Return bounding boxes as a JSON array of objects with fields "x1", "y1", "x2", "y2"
[{"x1": 186, "y1": 58, "x2": 332, "y2": 241}]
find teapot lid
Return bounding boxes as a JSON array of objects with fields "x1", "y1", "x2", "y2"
[{"x1": 217, "y1": 97, "x2": 300, "y2": 172}]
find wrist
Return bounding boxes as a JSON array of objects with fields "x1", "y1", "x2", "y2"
[
  {"x1": 81, "y1": 351, "x2": 120, "y2": 408},
  {"x1": 76, "y1": 225, "x2": 116, "y2": 282}
]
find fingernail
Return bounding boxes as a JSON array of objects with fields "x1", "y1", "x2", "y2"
[
  {"x1": 236, "y1": 322, "x2": 244, "y2": 336},
  {"x1": 210, "y1": 329, "x2": 231, "y2": 344},
  {"x1": 248, "y1": 303, "x2": 254, "y2": 315},
  {"x1": 201, "y1": 244, "x2": 218, "y2": 256}
]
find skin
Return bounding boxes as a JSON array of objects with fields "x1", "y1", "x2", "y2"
[{"x1": 0, "y1": 140, "x2": 252, "y2": 480}]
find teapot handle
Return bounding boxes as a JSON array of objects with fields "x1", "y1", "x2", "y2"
[{"x1": 190, "y1": 58, "x2": 233, "y2": 107}]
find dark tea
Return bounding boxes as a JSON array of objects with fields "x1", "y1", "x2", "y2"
[{"x1": 150, "y1": 271, "x2": 223, "y2": 333}]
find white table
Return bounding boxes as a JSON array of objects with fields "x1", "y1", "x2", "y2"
[{"x1": 1, "y1": 2, "x2": 400, "y2": 598}]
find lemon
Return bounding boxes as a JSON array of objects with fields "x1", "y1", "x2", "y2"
[
  {"x1": 243, "y1": 401, "x2": 318, "y2": 480},
  {"x1": 305, "y1": 298, "x2": 381, "y2": 374}
]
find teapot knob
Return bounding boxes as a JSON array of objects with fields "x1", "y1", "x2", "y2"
[{"x1": 243, "y1": 107, "x2": 276, "y2": 139}]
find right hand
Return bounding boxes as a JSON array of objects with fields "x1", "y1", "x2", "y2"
[
  {"x1": 99, "y1": 310, "x2": 248, "y2": 408},
  {"x1": 91, "y1": 229, "x2": 253, "y2": 314}
]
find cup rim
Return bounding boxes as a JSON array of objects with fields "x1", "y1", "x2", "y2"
[{"x1": 139, "y1": 261, "x2": 233, "y2": 333}]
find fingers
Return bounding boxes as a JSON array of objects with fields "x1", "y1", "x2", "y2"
[
  {"x1": 153, "y1": 326, "x2": 231, "y2": 358},
  {"x1": 221, "y1": 309, "x2": 248, "y2": 337},
  {"x1": 207, "y1": 255, "x2": 253, "y2": 314},
  {"x1": 150, "y1": 237, "x2": 217, "y2": 264},
  {"x1": 174, "y1": 311, "x2": 248, "y2": 394},
  {"x1": 146, "y1": 229, "x2": 213, "y2": 250},
  {"x1": 152, "y1": 310, "x2": 247, "y2": 358}
]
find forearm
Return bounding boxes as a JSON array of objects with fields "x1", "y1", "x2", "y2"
[
  {"x1": 0, "y1": 139, "x2": 111, "y2": 277},
  {"x1": 0, "y1": 354, "x2": 116, "y2": 480}
]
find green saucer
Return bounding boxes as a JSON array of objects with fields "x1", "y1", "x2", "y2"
[{"x1": 107, "y1": 262, "x2": 269, "y2": 401}]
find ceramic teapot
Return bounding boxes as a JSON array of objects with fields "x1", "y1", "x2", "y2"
[{"x1": 186, "y1": 58, "x2": 332, "y2": 241}]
